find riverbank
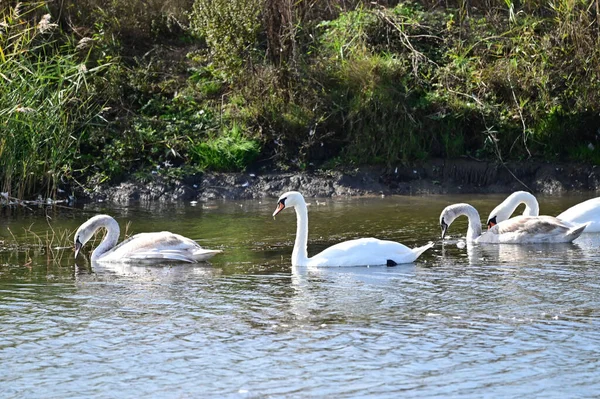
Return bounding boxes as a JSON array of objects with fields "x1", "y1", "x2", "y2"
[
  {"x1": 5, "y1": 1, "x2": 600, "y2": 201},
  {"x1": 81, "y1": 159, "x2": 600, "y2": 203}
]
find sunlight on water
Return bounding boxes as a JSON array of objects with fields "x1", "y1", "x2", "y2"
[{"x1": 1, "y1": 193, "x2": 600, "y2": 398}]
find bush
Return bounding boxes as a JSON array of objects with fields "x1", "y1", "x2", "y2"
[{"x1": 189, "y1": 0, "x2": 263, "y2": 80}]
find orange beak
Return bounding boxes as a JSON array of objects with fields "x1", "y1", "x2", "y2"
[
  {"x1": 487, "y1": 221, "x2": 496, "y2": 230},
  {"x1": 273, "y1": 201, "x2": 285, "y2": 217}
]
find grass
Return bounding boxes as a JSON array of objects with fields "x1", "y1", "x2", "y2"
[
  {"x1": 191, "y1": 123, "x2": 260, "y2": 171},
  {"x1": 0, "y1": 2, "x2": 105, "y2": 198},
  {"x1": 4, "y1": 220, "x2": 73, "y2": 265},
  {"x1": 0, "y1": 212, "x2": 136, "y2": 265}
]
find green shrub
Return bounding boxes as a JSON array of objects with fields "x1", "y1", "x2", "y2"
[
  {"x1": 189, "y1": 0, "x2": 263, "y2": 80},
  {"x1": 191, "y1": 124, "x2": 260, "y2": 171}
]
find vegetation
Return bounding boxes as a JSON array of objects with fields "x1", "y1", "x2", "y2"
[{"x1": 2, "y1": 0, "x2": 600, "y2": 198}]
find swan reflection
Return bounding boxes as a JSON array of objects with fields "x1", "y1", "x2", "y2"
[{"x1": 464, "y1": 242, "x2": 585, "y2": 266}]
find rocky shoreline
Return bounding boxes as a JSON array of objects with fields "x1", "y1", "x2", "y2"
[{"x1": 80, "y1": 159, "x2": 600, "y2": 204}]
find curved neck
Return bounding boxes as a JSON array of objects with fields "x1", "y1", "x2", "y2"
[
  {"x1": 91, "y1": 217, "x2": 120, "y2": 261},
  {"x1": 460, "y1": 205, "x2": 483, "y2": 242},
  {"x1": 291, "y1": 202, "x2": 309, "y2": 266},
  {"x1": 507, "y1": 191, "x2": 539, "y2": 217}
]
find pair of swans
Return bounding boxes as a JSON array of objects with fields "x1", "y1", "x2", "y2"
[
  {"x1": 439, "y1": 203, "x2": 587, "y2": 244},
  {"x1": 439, "y1": 191, "x2": 600, "y2": 243},
  {"x1": 75, "y1": 191, "x2": 434, "y2": 267},
  {"x1": 486, "y1": 191, "x2": 600, "y2": 233}
]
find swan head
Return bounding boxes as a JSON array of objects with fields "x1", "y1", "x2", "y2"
[
  {"x1": 273, "y1": 191, "x2": 305, "y2": 217},
  {"x1": 439, "y1": 206, "x2": 457, "y2": 239},
  {"x1": 486, "y1": 201, "x2": 513, "y2": 229},
  {"x1": 73, "y1": 215, "x2": 110, "y2": 258},
  {"x1": 439, "y1": 203, "x2": 474, "y2": 239}
]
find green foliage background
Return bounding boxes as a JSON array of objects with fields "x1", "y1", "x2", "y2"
[{"x1": 3, "y1": 0, "x2": 600, "y2": 197}]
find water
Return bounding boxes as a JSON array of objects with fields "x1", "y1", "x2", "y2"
[{"x1": 1, "y1": 193, "x2": 600, "y2": 398}]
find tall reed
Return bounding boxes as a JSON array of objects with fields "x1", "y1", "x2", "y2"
[{"x1": 0, "y1": 2, "x2": 103, "y2": 199}]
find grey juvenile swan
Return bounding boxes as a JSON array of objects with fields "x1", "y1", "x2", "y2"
[
  {"x1": 74, "y1": 214, "x2": 222, "y2": 263},
  {"x1": 487, "y1": 191, "x2": 600, "y2": 233}
]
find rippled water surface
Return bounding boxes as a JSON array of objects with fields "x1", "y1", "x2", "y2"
[{"x1": 1, "y1": 194, "x2": 600, "y2": 398}]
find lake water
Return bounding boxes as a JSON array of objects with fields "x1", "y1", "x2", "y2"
[{"x1": 1, "y1": 193, "x2": 600, "y2": 398}]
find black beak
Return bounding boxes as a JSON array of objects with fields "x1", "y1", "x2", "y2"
[
  {"x1": 74, "y1": 238, "x2": 82, "y2": 258},
  {"x1": 441, "y1": 222, "x2": 448, "y2": 239},
  {"x1": 273, "y1": 199, "x2": 286, "y2": 217}
]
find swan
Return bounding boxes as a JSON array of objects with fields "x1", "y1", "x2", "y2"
[
  {"x1": 440, "y1": 203, "x2": 587, "y2": 244},
  {"x1": 486, "y1": 191, "x2": 539, "y2": 228},
  {"x1": 556, "y1": 197, "x2": 600, "y2": 232},
  {"x1": 486, "y1": 191, "x2": 600, "y2": 232},
  {"x1": 272, "y1": 191, "x2": 434, "y2": 267},
  {"x1": 74, "y1": 214, "x2": 222, "y2": 263}
]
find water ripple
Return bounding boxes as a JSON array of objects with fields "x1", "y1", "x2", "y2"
[{"x1": 2, "y1": 196, "x2": 600, "y2": 398}]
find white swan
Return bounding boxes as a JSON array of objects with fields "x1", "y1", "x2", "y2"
[
  {"x1": 272, "y1": 191, "x2": 434, "y2": 267},
  {"x1": 74, "y1": 214, "x2": 222, "y2": 263},
  {"x1": 486, "y1": 191, "x2": 600, "y2": 232},
  {"x1": 556, "y1": 197, "x2": 600, "y2": 232},
  {"x1": 440, "y1": 203, "x2": 586, "y2": 244}
]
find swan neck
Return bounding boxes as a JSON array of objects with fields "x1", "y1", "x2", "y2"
[
  {"x1": 508, "y1": 192, "x2": 539, "y2": 217},
  {"x1": 520, "y1": 194, "x2": 539, "y2": 216},
  {"x1": 464, "y1": 206, "x2": 483, "y2": 242},
  {"x1": 292, "y1": 202, "x2": 309, "y2": 266},
  {"x1": 91, "y1": 217, "x2": 120, "y2": 261}
]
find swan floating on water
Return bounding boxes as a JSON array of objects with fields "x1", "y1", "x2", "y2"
[
  {"x1": 487, "y1": 191, "x2": 600, "y2": 232},
  {"x1": 272, "y1": 191, "x2": 433, "y2": 267},
  {"x1": 440, "y1": 203, "x2": 586, "y2": 244},
  {"x1": 74, "y1": 214, "x2": 222, "y2": 263}
]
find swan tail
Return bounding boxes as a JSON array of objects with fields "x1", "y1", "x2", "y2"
[
  {"x1": 411, "y1": 241, "x2": 434, "y2": 260},
  {"x1": 192, "y1": 249, "x2": 223, "y2": 262},
  {"x1": 565, "y1": 223, "x2": 588, "y2": 242}
]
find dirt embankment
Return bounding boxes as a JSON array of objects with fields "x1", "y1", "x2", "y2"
[{"x1": 84, "y1": 159, "x2": 600, "y2": 203}]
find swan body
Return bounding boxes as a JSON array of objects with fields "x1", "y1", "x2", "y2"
[
  {"x1": 273, "y1": 191, "x2": 433, "y2": 267},
  {"x1": 74, "y1": 214, "x2": 222, "y2": 263},
  {"x1": 487, "y1": 191, "x2": 600, "y2": 232},
  {"x1": 556, "y1": 197, "x2": 600, "y2": 232},
  {"x1": 441, "y1": 203, "x2": 586, "y2": 244}
]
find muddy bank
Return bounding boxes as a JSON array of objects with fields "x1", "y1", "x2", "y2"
[{"x1": 83, "y1": 159, "x2": 600, "y2": 203}]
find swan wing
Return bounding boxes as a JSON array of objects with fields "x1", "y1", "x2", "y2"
[
  {"x1": 307, "y1": 237, "x2": 433, "y2": 267},
  {"x1": 479, "y1": 216, "x2": 585, "y2": 243},
  {"x1": 98, "y1": 232, "x2": 221, "y2": 263},
  {"x1": 556, "y1": 197, "x2": 600, "y2": 232}
]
